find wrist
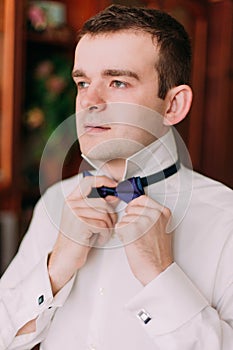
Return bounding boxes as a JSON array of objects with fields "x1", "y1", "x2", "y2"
[
  {"x1": 137, "y1": 269, "x2": 160, "y2": 286},
  {"x1": 48, "y1": 252, "x2": 75, "y2": 295},
  {"x1": 137, "y1": 262, "x2": 173, "y2": 286}
]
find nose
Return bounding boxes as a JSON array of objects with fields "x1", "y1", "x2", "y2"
[{"x1": 79, "y1": 84, "x2": 106, "y2": 112}]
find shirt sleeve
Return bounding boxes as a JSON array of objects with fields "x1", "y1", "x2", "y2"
[
  {"x1": 125, "y1": 230, "x2": 233, "y2": 350},
  {"x1": 0, "y1": 183, "x2": 76, "y2": 350},
  {"x1": 0, "y1": 255, "x2": 75, "y2": 350}
]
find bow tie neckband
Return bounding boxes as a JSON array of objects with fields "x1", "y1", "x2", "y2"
[{"x1": 83, "y1": 159, "x2": 180, "y2": 203}]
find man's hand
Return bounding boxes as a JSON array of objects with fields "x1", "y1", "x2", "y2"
[
  {"x1": 48, "y1": 176, "x2": 118, "y2": 295},
  {"x1": 116, "y1": 195, "x2": 173, "y2": 286}
]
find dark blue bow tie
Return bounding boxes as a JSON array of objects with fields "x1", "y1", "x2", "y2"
[{"x1": 83, "y1": 160, "x2": 180, "y2": 203}]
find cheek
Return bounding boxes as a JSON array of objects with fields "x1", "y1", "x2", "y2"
[
  {"x1": 75, "y1": 95, "x2": 82, "y2": 112},
  {"x1": 129, "y1": 84, "x2": 163, "y2": 111},
  {"x1": 78, "y1": 135, "x2": 92, "y2": 155},
  {"x1": 115, "y1": 125, "x2": 155, "y2": 146}
]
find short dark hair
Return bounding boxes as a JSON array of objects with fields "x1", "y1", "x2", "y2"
[{"x1": 79, "y1": 4, "x2": 192, "y2": 99}]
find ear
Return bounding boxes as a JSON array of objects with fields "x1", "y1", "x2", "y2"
[{"x1": 163, "y1": 85, "x2": 193, "y2": 126}]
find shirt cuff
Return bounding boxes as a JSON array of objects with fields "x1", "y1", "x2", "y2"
[
  {"x1": 125, "y1": 263, "x2": 209, "y2": 337},
  {"x1": 0, "y1": 254, "x2": 75, "y2": 348}
]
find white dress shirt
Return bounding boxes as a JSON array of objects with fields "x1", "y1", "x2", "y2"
[{"x1": 0, "y1": 129, "x2": 233, "y2": 350}]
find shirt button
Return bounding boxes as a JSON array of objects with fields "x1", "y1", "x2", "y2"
[
  {"x1": 88, "y1": 344, "x2": 96, "y2": 350},
  {"x1": 99, "y1": 287, "x2": 104, "y2": 296}
]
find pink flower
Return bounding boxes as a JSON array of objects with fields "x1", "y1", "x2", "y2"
[
  {"x1": 28, "y1": 5, "x2": 47, "y2": 31},
  {"x1": 46, "y1": 75, "x2": 67, "y2": 94},
  {"x1": 35, "y1": 60, "x2": 54, "y2": 79}
]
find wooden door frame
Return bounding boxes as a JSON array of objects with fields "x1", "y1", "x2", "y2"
[
  {"x1": 0, "y1": 0, "x2": 23, "y2": 193},
  {"x1": 0, "y1": 0, "x2": 16, "y2": 189}
]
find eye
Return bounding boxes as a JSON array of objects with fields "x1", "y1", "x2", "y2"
[
  {"x1": 77, "y1": 81, "x2": 90, "y2": 89},
  {"x1": 110, "y1": 80, "x2": 128, "y2": 89}
]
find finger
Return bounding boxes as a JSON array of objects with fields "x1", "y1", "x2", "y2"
[
  {"x1": 105, "y1": 195, "x2": 120, "y2": 208},
  {"x1": 81, "y1": 218, "x2": 109, "y2": 233},
  {"x1": 97, "y1": 228, "x2": 114, "y2": 246},
  {"x1": 117, "y1": 214, "x2": 141, "y2": 224},
  {"x1": 117, "y1": 214, "x2": 153, "y2": 229},
  {"x1": 61, "y1": 216, "x2": 110, "y2": 245},
  {"x1": 82, "y1": 219, "x2": 112, "y2": 246},
  {"x1": 115, "y1": 220, "x2": 142, "y2": 242},
  {"x1": 125, "y1": 205, "x2": 162, "y2": 220},
  {"x1": 69, "y1": 197, "x2": 117, "y2": 216},
  {"x1": 128, "y1": 195, "x2": 170, "y2": 213},
  {"x1": 68, "y1": 176, "x2": 118, "y2": 200},
  {"x1": 72, "y1": 207, "x2": 116, "y2": 228},
  {"x1": 68, "y1": 198, "x2": 118, "y2": 225}
]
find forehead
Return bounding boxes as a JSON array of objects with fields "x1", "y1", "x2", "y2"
[{"x1": 74, "y1": 31, "x2": 159, "y2": 72}]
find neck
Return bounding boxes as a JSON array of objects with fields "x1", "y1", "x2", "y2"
[{"x1": 102, "y1": 158, "x2": 126, "y2": 182}]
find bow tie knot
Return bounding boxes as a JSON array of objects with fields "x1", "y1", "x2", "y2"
[
  {"x1": 83, "y1": 159, "x2": 180, "y2": 203},
  {"x1": 85, "y1": 176, "x2": 145, "y2": 203}
]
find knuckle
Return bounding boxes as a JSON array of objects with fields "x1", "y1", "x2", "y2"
[
  {"x1": 163, "y1": 207, "x2": 171, "y2": 217},
  {"x1": 144, "y1": 216, "x2": 152, "y2": 225},
  {"x1": 98, "y1": 220, "x2": 108, "y2": 229}
]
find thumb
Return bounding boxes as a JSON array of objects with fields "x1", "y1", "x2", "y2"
[{"x1": 68, "y1": 176, "x2": 118, "y2": 200}]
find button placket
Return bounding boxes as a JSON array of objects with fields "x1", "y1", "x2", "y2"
[{"x1": 99, "y1": 287, "x2": 104, "y2": 296}]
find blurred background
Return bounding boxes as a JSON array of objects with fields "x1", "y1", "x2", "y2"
[{"x1": 0, "y1": 0, "x2": 232, "y2": 275}]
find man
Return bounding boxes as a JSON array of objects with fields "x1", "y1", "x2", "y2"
[{"x1": 1, "y1": 4, "x2": 233, "y2": 349}]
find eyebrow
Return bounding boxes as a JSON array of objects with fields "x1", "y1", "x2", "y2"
[
  {"x1": 103, "y1": 69, "x2": 140, "y2": 80},
  {"x1": 72, "y1": 68, "x2": 140, "y2": 80},
  {"x1": 72, "y1": 69, "x2": 87, "y2": 78}
]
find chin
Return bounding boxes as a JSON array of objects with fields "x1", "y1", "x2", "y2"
[{"x1": 81, "y1": 138, "x2": 145, "y2": 162}]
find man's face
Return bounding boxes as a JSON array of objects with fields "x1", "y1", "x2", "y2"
[{"x1": 73, "y1": 31, "x2": 168, "y2": 161}]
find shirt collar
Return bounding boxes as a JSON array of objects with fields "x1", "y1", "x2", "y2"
[{"x1": 81, "y1": 128, "x2": 178, "y2": 180}]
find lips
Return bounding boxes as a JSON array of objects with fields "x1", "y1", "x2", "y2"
[{"x1": 84, "y1": 124, "x2": 111, "y2": 134}]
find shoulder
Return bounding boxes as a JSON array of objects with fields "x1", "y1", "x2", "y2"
[
  {"x1": 43, "y1": 173, "x2": 83, "y2": 200},
  {"x1": 36, "y1": 173, "x2": 83, "y2": 223},
  {"x1": 191, "y1": 170, "x2": 233, "y2": 216}
]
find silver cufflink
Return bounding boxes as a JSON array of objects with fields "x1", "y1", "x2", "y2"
[
  {"x1": 38, "y1": 295, "x2": 44, "y2": 305},
  {"x1": 137, "y1": 309, "x2": 152, "y2": 324}
]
